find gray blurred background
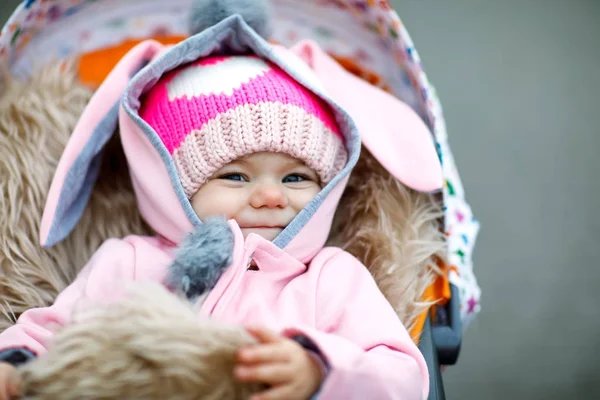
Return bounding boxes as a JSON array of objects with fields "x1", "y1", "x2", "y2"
[
  {"x1": 1, "y1": 0, "x2": 599, "y2": 399},
  {"x1": 389, "y1": 0, "x2": 600, "y2": 399}
]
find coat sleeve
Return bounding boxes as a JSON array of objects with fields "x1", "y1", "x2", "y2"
[
  {"x1": 0, "y1": 238, "x2": 136, "y2": 360},
  {"x1": 283, "y1": 249, "x2": 429, "y2": 400}
]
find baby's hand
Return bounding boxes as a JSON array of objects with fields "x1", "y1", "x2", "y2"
[
  {"x1": 235, "y1": 327, "x2": 323, "y2": 400},
  {"x1": 0, "y1": 362, "x2": 21, "y2": 400}
]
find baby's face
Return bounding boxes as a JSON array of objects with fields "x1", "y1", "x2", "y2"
[{"x1": 191, "y1": 152, "x2": 321, "y2": 241}]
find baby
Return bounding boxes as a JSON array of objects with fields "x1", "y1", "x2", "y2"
[{"x1": 0, "y1": 21, "x2": 428, "y2": 400}]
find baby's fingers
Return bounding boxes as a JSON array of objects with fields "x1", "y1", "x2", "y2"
[
  {"x1": 0, "y1": 365, "x2": 20, "y2": 400},
  {"x1": 245, "y1": 327, "x2": 281, "y2": 344},
  {"x1": 237, "y1": 343, "x2": 290, "y2": 364},
  {"x1": 234, "y1": 363, "x2": 292, "y2": 386},
  {"x1": 0, "y1": 383, "x2": 8, "y2": 400}
]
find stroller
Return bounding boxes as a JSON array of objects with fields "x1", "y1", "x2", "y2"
[{"x1": 0, "y1": 0, "x2": 480, "y2": 398}]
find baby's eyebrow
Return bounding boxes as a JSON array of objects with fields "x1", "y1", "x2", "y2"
[
  {"x1": 224, "y1": 159, "x2": 248, "y2": 168},
  {"x1": 285, "y1": 159, "x2": 309, "y2": 168},
  {"x1": 286, "y1": 161, "x2": 319, "y2": 178}
]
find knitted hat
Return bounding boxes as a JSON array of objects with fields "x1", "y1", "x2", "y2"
[{"x1": 139, "y1": 55, "x2": 348, "y2": 198}]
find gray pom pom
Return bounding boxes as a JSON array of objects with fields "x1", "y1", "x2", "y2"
[
  {"x1": 189, "y1": 0, "x2": 272, "y2": 39},
  {"x1": 167, "y1": 216, "x2": 234, "y2": 300}
]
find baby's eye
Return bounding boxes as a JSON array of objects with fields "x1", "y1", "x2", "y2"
[
  {"x1": 283, "y1": 174, "x2": 309, "y2": 183},
  {"x1": 219, "y1": 173, "x2": 248, "y2": 182}
]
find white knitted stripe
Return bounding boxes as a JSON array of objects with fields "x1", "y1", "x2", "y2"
[
  {"x1": 172, "y1": 102, "x2": 348, "y2": 198},
  {"x1": 166, "y1": 57, "x2": 271, "y2": 100}
]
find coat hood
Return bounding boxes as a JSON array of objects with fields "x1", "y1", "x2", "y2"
[{"x1": 39, "y1": 15, "x2": 442, "y2": 264}]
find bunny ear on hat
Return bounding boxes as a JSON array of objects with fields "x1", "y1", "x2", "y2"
[
  {"x1": 288, "y1": 40, "x2": 443, "y2": 193},
  {"x1": 39, "y1": 40, "x2": 167, "y2": 248}
]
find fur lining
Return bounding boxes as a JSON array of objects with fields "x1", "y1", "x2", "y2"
[
  {"x1": 17, "y1": 283, "x2": 262, "y2": 399},
  {"x1": 328, "y1": 149, "x2": 447, "y2": 338},
  {"x1": 0, "y1": 61, "x2": 151, "y2": 331},
  {"x1": 167, "y1": 216, "x2": 234, "y2": 300}
]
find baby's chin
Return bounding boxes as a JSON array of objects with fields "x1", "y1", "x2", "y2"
[{"x1": 241, "y1": 227, "x2": 283, "y2": 241}]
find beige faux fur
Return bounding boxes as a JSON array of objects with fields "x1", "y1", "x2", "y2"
[
  {"x1": 0, "y1": 61, "x2": 150, "y2": 331},
  {"x1": 17, "y1": 283, "x2": 262, "y2": 400}
]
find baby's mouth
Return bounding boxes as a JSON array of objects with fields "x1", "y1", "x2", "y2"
[
  {"x1": 240, "y1": 226, "x2": 284, "y2": 240},
  {"x1": 239, "y1": 222, "x2": 286, "y2": 229}
]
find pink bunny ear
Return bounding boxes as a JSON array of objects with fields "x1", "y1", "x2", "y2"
[
  {"x1": 40, "y1": 40, "x2": 167, "y2": 247},
  {"x1": 288, "y1": 40, "x2": 443, "y2": 193}
]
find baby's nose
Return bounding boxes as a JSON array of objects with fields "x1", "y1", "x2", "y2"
[{"x1": 250, "y1": 183, "x2": 289, "y2": 209}]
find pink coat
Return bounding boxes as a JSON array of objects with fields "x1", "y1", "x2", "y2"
[
  {"x1": 1, "y1": 225, "x2": 428, "y2": 399},
  {"x1": 1, "y1": 15, "x2": 444, "y2": 400}
]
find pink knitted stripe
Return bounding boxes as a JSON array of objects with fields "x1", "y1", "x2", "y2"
[{"x1": 140, "y1": 67, "x2": 342, "y2": 154}]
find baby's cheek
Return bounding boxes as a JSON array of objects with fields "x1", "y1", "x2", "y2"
[
  {"x1": 297, "y1": 187, "x2": 321, "y2": 209},
  {"x1": 191, "y1": 195, "x2": 225, "y2": 220},
  {"x1": 199, "y1": 196, "x2": 241, "y2": 220}
]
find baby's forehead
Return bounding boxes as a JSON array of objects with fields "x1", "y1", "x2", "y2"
[{"x1": 229, "y1": 152, "x2": 311, "y2": 168}]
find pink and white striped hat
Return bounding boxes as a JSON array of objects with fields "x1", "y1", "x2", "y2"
[{"x1": 139, "y1": 55, "x2": 348, "y2": 198}]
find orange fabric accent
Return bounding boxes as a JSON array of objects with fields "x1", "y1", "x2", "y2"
[
  {"x1": 410, "y1": 257, "x2": 453, "y2": 343},
  {"x1": 330, "y1": 54, "x2": 392, "y2": 93},
  {"x1": 78, "y1": 35, "x2": 187, "y2": 87}
]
